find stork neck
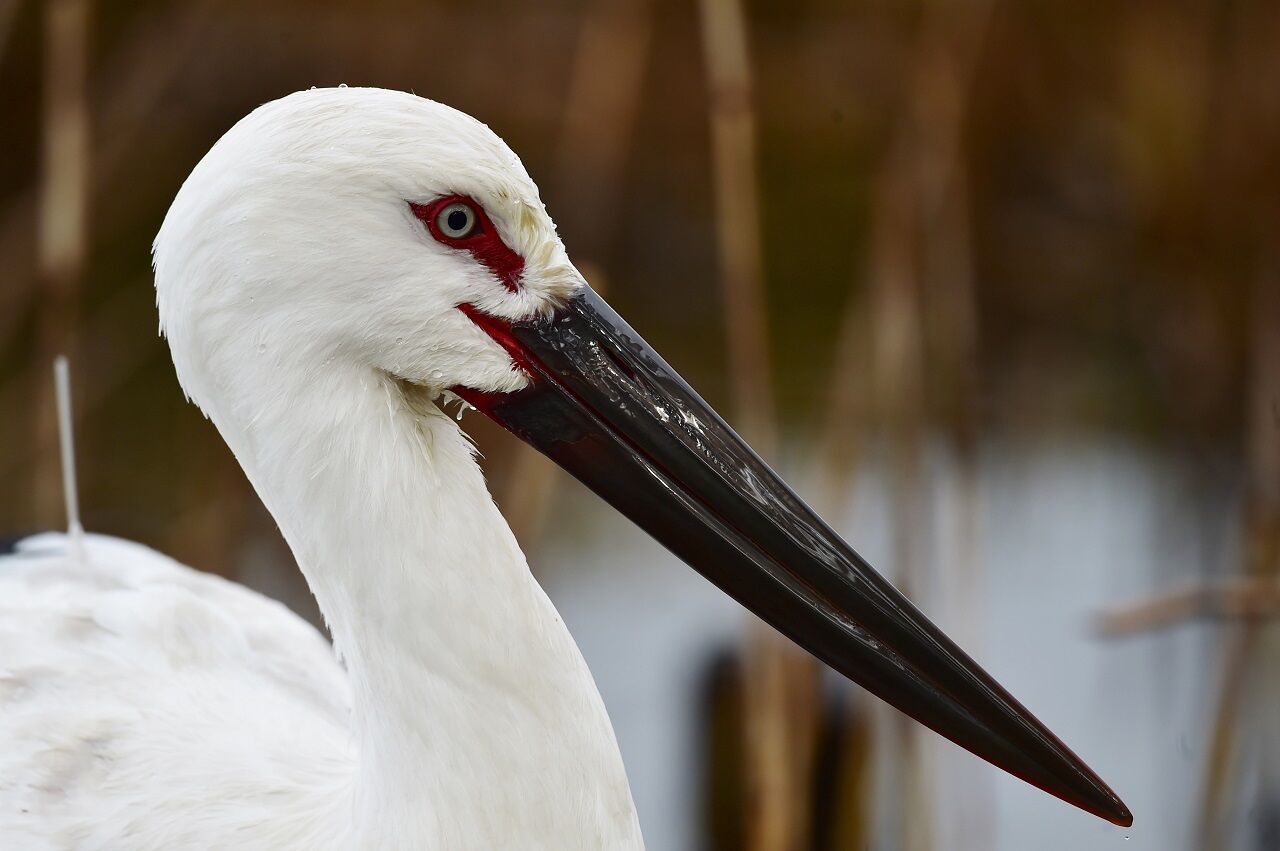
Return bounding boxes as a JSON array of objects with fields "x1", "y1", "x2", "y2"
[{"x1": 227, "y1": 366, "x2": 642, "y2": 849}]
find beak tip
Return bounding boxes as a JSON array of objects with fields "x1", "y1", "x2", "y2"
[
  {"x1": 1072, "y1": 782, "x2": 1131, "y2": 827},
  {"x1": 1084, "y1": 763, "x2": 1133, "y2": 827},
  {"x1": 1106, "y1": 801, "x2": 1134, "y2": 829},
  {"x1": 1070, "y1": 760, "x2": 1133, "y2": 828}
]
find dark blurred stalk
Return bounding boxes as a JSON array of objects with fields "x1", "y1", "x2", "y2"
[
  {"x1": 697, "y1": 0, "x2": 775, "y2": 455},
  {"x1": 907, "y1": 1, "x2": 995, "y2": 846},
  {"x1": 697, "y1": 1, "x2": 818, "y2": 849},
  {"x1": 866, "y1": 129, "x2": 932, "y2": 851},
  {"x1": 817, "y1": 1, "x2": 995, "y2": 846},
  {"x1": 1, "y1": 0, "x2": 214, "y2": 499},
  {"x1": 500, "y1": 0, "x2": 652, "y2": 549},
  {"x1": 31, "y1": 0, "x2": 89, "y2": 528},
  {"x1": 0, "y1": 0, "x2": 21, "y2": 66},
  {"x1": 1197, "y1": 268, "x2": 1280, "y2": 846}
]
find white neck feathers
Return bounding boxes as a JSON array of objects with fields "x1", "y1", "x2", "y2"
[{"x1": 214, "y1": 361, "x2": 641, "y2": 849}]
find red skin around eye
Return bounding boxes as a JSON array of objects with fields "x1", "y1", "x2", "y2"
[{"x1": 410, "y1": 195, "x2": 524, "y2": 292}]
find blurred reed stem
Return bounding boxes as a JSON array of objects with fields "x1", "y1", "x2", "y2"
[
  {"x1": 810, "y1": 281, "x2": 870, "y2": 522},
  {"x1": 907, "y1": 1, "x2": 994, "y2": 846},
  {"x1": 500, "y1": 0, "x2": 652, "y2": 550},
  {"x1": 697, "y1": 0, "x2": 774, "y2": 455},
  {"x1": 838, "y1": 1, "x2": 994, "y2": 846},
  {"x1": 1, "y1": 0, "x2": 215, "y2": 500},
  {"x1": 0, "y1": 0, "x2": 21, "y2": 66},
  {"x1": 866, "y1": 130, "x2": 931, "y2": 851},
  {"x1": 697, "y1": 1, "x2": 818, "y2": 849},
  {"x1": 32, "y1": 0, "x2": 90, "y2": 528},
  {"x1": 1196, "y1": 267, "x2": 1280, "y2": 846},
  {"x1": 1096, "y1": 578, "x2": 1280, "y2": 635}
]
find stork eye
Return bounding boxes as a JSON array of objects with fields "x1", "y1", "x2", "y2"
[{"x1": 436, "y1": 202, "x2": 478, "y2": 239}]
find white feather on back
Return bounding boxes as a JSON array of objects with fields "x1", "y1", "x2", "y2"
[{"x1": 0, "y1": 533, "x2": 354, "y2": 850}]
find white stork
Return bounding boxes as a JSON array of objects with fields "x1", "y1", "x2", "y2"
[{"x1": 0, "y1": 87, "x2": 1130, "y2": 849}]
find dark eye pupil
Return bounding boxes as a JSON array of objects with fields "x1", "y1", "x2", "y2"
[{"x1": 447, "y1": 209, "x2": 470, "y2": 233}]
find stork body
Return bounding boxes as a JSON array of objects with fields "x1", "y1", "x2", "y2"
[
  {"x1": 1, "y1": 381, "x2": 640, "y2": 850},
  {"x1": 0, "y1": 87, "x2": 1130, "y2": 849},
  {"x1": 0, "y1": 383, "x2": 640, "y2": 849}
]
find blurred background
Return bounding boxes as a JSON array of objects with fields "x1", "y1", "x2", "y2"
[{"x1": 2, "y1": 0, "x2": 1278, "y2": 848}]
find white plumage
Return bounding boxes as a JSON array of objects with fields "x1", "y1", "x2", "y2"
[
  {"x1": 2, "y1": 88, "x2": 644, "y2": 849},
  {"x1": 1, "y1": 534, "x2": 352, "y2": 849}
]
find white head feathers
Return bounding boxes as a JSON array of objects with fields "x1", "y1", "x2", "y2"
[{"x1": 153, "y1": 87, "x2": 582, "y2": 425}]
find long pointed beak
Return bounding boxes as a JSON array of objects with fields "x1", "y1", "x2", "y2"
[{"x1": 455, "y1": 284, "x2": 1131, "y2": 827}]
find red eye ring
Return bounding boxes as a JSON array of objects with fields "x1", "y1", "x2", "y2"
[{"x1": 409, "y1": 194, "x2": 525, "y2": 292}]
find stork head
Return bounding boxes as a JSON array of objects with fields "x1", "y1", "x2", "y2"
[
  {"x1": 153, "y1": 87, "x2": 1131, "y2": 828},
  {"x1": 155, "y1": 87, "x2": 576, "y2": 409}
]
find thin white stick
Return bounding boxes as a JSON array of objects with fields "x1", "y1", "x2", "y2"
[{"x1": 54, "y1": 355, "x2": 85, "y2": 563}]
